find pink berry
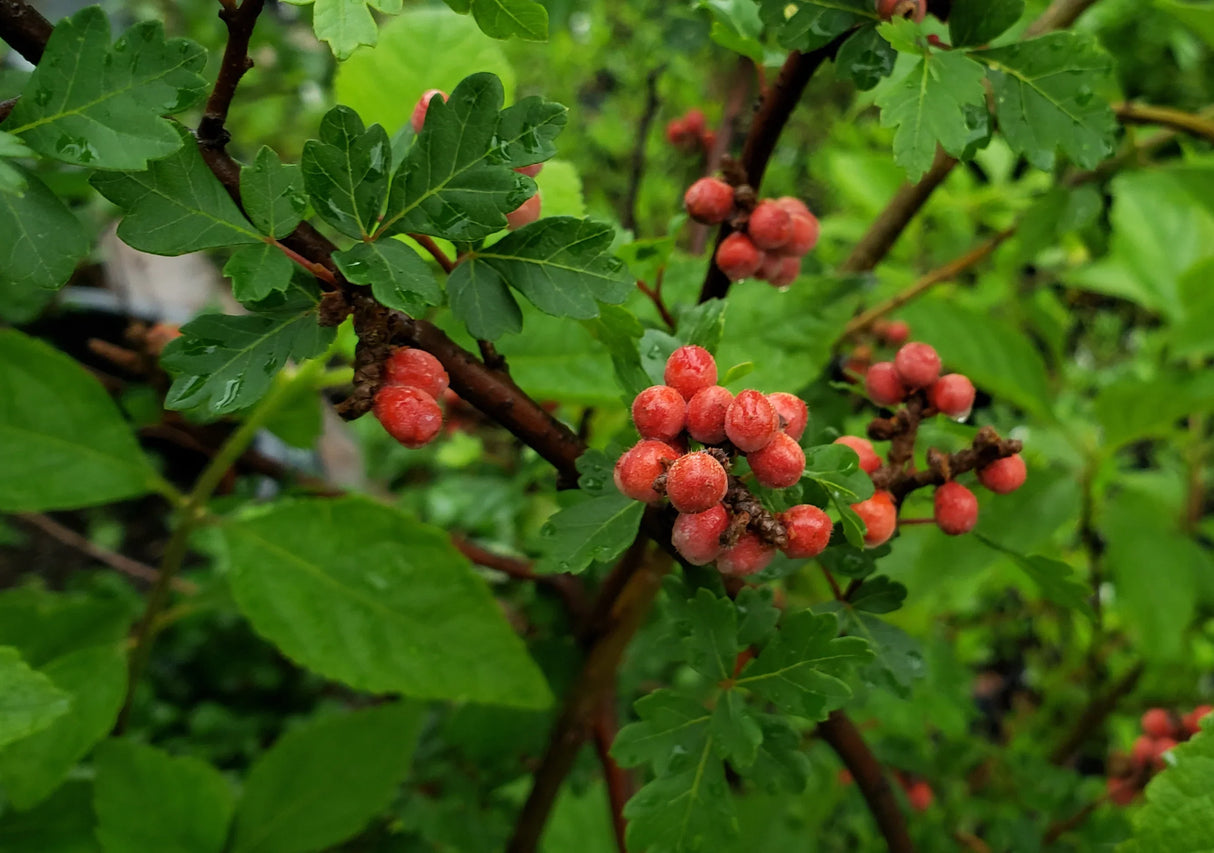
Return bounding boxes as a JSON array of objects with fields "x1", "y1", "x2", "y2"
[
  {"x1": 715, "y1": 232, "x2": 763, "y2": 280},
  {"x1": 1142, "y1": 708, "x2": 1175, "y2": 740},
  {"x1": 767, "y1": 392, "x2": 808, "y2": 440},
  {"x1": 1184, "y1": 705, "x2": 1213, "y2": 735},
  {"x1": 514, "y1": 163, "x2": 544, "y2": 178},
  {"x1": 506, "y1": 192, "x2": 541, "y2": 230},
  {"x1": 893, "y1": 342, "x2": 941, "y2": 389},
  {"x1": 373, "y1": 385, "x2": 443, "y2": 449},
  {"x1": 933, "y1": 482, "x2": 978, "y2": 536},
  {"x1": 631, "y1": 385, "x2": 686, "y2": 443},
  {"x1": 765, "y1": 256, "x2": 801, "y2": 288},
  {"x1": 664, "y1": 451, "x2": 729, "y2": 514},
  {"x1": 614, "y1": 440, "x2": 679, "y2": 503},
  {"x1": 747, "y1": 201, "x2": 793, "y2": 251},
  {"x1": 383, "y1": 347, "x2": 449, "y2": 399},
  {"x1": 781, "y1": 213, "x2": 820, "y2": 256},
  {"x1": 724, "y1": 389, "x2": 780, "y2": 452},
  {"x1": 779, "y1": 504, "x2": 833, "y2": 558},
  {"x1": 410, "y1": 89, "x2": 447, "y2": 133},
  {"x1": 717, "y1": 532, "x2": 775, "y2": 577},
  {"x1": 851, "y1": 490, "x2": 897, "y2": 548},
  {"x1": 930, "y1": 374, "x2": 975, "y2": 419},
  {"x1": 684, "y1": 178, "x2": 735, "y2": 224},
  {"x1": 977, "y1": 454, "x2": 1026, "y2": 495},
  {"x1": 834, "y1": 436, "x2": 881, "y2": 474},
  {"x1": 865, "y1": 362, "x2": 906, "y2": 407},
  {"x1": 686, "y1": 386, "x2": 734, "y2": 445},
  {"x1": 664, "y1": 345, "x2": 718, "y2": 401},
  {"x1": 747, "y1": 432, "x2": 805, "y2": 489},
  {"x1": 773, "y1": 196, "x2": 811, "y2": 219},
  {"x1": 672, "y1": 504, "x2": 730, "y2": 566}
]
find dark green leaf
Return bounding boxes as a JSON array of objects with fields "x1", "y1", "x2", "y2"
[
  {"x1": 818, "y1": 543, "x2": 882, "y2": 580},
  {"x1": 736, "y1": 714, "x2": 811, "y2": 793},
  {"x1": 241, "y1": 147, "x2": 306, "y2": 239},
  {"x1": 735, "y1": 586, "x2": 780, "y2": 647},
  {"x1": 623, "y1": 740, "x2": 737, "y2": 853},
  {"x1": 0, "y1": 646, "x2": 72, "y2": 751},
  {"x1": 681, "y1": 589, "x2": 738, "y2": 682},
  {"x1": 535, "y1": 492, "x2": 645, "y2": 575},
  {"x1": 0, "y1": 780, "x2": 101, "y2": 853},
  {"x1": 223, "y1": 243, "x2": 295, "y2": 303},
  {"x1": 448, "y1": 257, "x2": 524, "y2": 339},
  {"x1": 584, "y1": 305, "x2": 650, "y2": 399},
  {"x1": 575, "y1": 447, "x2": 621, "y2": 497},
  {"x1": 0, "y1": 169, "x2": 89, "y2": 292},
  {"x1": 832, "y1": 607, "x2": 924, "y2": 695},
  {"x1": 1122, "y1": 723, "x2": 1214, "y2": 852},
  {"x1": 949, "y1": 0, "x2": 1023, "y2": 46},
  {"x1": 712, "y1": 691, "x2": 762, "y2": 768},
  {"x1": 282, "y1": 0, "x2": 405, "y2": 60},
  {"x1": 0, "y1": 587, "x2": 133, "y2": 669},
  {"x1": 848, "y1": 575, "x2": 907, "y2": 614},
  {"x1": 301, "y1": 107, "x2": 391, "y2": 239},
  {"x1": 759, "y1": 0, "x2": 875, "y2": 51},
  {"x1": 470, "y1": 0, "x2": 548, "y2": 41},
  {"x1": 836, "y1": 24, "x2": 897, "y2": 90},
  {"x1": 612, "y1": 689, "x2": 711, "y2": 775},
  {"x1": 491, "y1": 96, "x2": 566, "y2": 167},
  {"x1": 974, "y1": 534, "x2": 1093, "y2": 617},
  {"x1": 333, "y1": 239, "x2": 441, "y2": 315},
  {"x1": 0, "y1": 131, "x2": 33, "y2": 194},
  {"x1": 677, "y1": 299, "x2": 727, "y2": 354}
]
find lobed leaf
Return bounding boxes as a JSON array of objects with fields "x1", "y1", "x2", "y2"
[
  {"x1": 535, "y1": 492, "x2": 645, "y2": 575},
  {"x1": 301, "y1": 107, "x2": 392, "y2": 239},
  {"x1": 241, "y1": 147, "x2": 306, "y2": 240},
  {"x1": 1122, "y1": 722, "x2": 1214, "y2": 852},
  {"x1": 333, "y1": 239, "x2": 441, "y2": 315},
  {"x1": 282, "y1": 0, "x2": 405, "y2": 60}
]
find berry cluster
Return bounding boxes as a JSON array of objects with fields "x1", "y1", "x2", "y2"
[
  {"x1": 614, "y1": 346, "x2": 831, "y2": 576},
  {"x1": 683, "y1": 177, "x2": 820, "y2": 286},
  {"x1": 372, "y1": 347, "x2": 450, "y2": 448},
  {"x1": 665, "y1": 108, "x2": 715, "y2": 155},
  {"x1": 838, "y1": 767, "x2": 934, "y2": 812},
  {"x1": 1107, "y1": 706, "x2": 1212, "y2": 804}
]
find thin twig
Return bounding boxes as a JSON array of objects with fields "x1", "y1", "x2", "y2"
[
  {"x1": 197, "y1": 0, "x2": 265, "y2": 148},
  {"x1": 592, "y1": 699, "x2": 632, "y2": 853},
  {"x1": 450, "y1": 534, "x2": 589, "y2": 623},
  {"x1": 409, "y1": 233, "x2": 456, "y2": 273},
  {"x1": 637, "y1": 270, "x2": 676, "y2": 330},
  {"x1": 0, "y1": 0, "x2": 51, "y2": 64},
  {"x1": 621, "y1": 65, "x2": 665, "y2": 233},
  {"x1": 1113, "y1": 102, "x2": 1214, "y2": 145}
]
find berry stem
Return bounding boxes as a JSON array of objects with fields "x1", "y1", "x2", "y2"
[
  {"x1": 821, "y1": 565, "x2": 845, "y2": 600},
  {"x1": 409, "y1": 233, "x2": 456, "y2": 272}
]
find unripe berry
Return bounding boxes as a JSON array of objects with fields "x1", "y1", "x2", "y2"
[
  {"x1": 664, "y1": 451, "x2": 729, "y2": 513},
  {"x1": 614, "y1": 440, "x2": 679, "y2": 503},
  {"x1": 748, "y1": 432, "x2": 805, "y2": 489},
  {"x1": 506, "y1": 192, "x2": 541, "y2": 230},
  {"x1": 765, "y1": 256, "x2": 801, "y2": 288},
  {"x1": 724, "y1": 389, "x2": 780, "y2": 452},
  {"x1": 893, "y1": 342, "x2": 941, "y2": 389},
  {"x1": 665, "y1": 345, "x2": 718, "y2": 401},
  {"x1": 933, "y1": 482, "x2": 979, "y2": 536},
  {"x1": 779, "y1": 504, "x2": 832, "y2": 558},
  {"x1": 930, "y1": 373, "x2": 975, "y2": 419},
  {"x1": 834, "y1": 436, "x2": 881, "y2": 474},
  {"x1": 672, "y1": 504, "x2": 730, "y2": 565},
  {"x1": 374, "y1": 385, "x2": 444, "y2": 449},
  {"x1": 851, "y1": 490, "x2": 897, "y2": 548},
  {"x1": 717, "y1": 532, "x2": 775, "y2": 577},
  {"x1": 1184, "y1": 705, "x2": 1212, "y2": 735},
  {"x1": 684, "y1": 178, "x2": 735, "y2": 224},
  {"x1": 905, "y1": 781, "x2": 934, "y2": 812},
  {"x1": 410, "y1": 89, "x2": 447, "y2": 133},
  {"x1": 977, "y1": 454, "x2": 1027, "y2": 495},
  {"x1": 781, "y1": 213, "x2": 820, "y2": 256},
  {"x1": 514, "y1": 163, "x2": 543, "y2": 178},
  {"x1": 631, "y1": 385, "x2": 686, "y2": 442},
  {"x1": 747, "y1": 201, "x2": 793, "y2": 251},
  {"x1": 715, "y1": 233, "x2": 763, "y2": 280},
  {"x1": 1142, "y1": 708, "x2": 1175, "y2": 740},
  {"x1": 686, "y1": 386, "x2": 733, "y2": 444},
  {"x1": 865, "y1": 362, "x2": 906, "y2": 407},
  {"x1": 767, "y1": 392, "x2": 808, "y2": 440},
  {"x1": 876, "y1": 0, "x2": 926, "y2": 22},
  {"x1": 383, "y1": 347, "x2": 449, "y2": 399}
]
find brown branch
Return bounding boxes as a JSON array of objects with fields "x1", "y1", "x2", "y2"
[
  {"x1": 592, "y1": 699, "x2": 632, "y2": 853},
  {"x1": 636, "y1": 275, "x2": 676, "y2": 330},
  {"x1": 1113, "y1": 102, "x2": 1214, "y2": 145},
  {"x1": 621, "y1": 65, "x2": 665, "y2": 233},
  {"x1": 1048, "y1": 662, "x2": 1144, "y2": 766},
  {"x1": 0, "y1": 0, "x2": 50, "y2": 64},
  {"x1": 409, "y1": 233, "x2": 455, "y2": 273},
  {"x1": 450, "y1": 534, "x2": 589, "y2": 624},
  {"x1": 197, "y1": 0, "x2": 265, "y2": 148},
  {"x1": 1024, "y1": 0, "x2": 1101, "y2": 36}
]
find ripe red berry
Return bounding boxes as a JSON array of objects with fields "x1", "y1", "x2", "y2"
[
  {"x1": 851, "y1": 490, "x2": 897, "y2": 548},
  {"x1": 779, "y1": 504, "x2": 833, "y2": 558},
  {"x1": 1184, "y1": 705, "x2": 1212, "y2": 736},
  {"x1": 765, "y1": 256, "x2": 801, "y2": 288},
  {"x1": 781, "y1": 214, "x2": 820, "y2": 257},
  {"x1": 773, "y1": 196, "x2": 811, "y2": 219},
  {"x1": 684, "y1": 177, "x2": 735, "y2": 224},
  {"x1": 930, "y1": 373, "x2": 976, "y2": 419},
  {"x1": 747, "y1": 432, "x2": 805, "y2": 489},
  {"x1": 672, "y1": 504, "x2": 730, "y2": 565},
  {"x1": 865, "y1": 362, "x2": 906, "y2": 407},
  {"x1": 1142, "y1": 708, "x2": 1175, "y2": 740},
  {"x1": 631, "y1": 385, "x2": 686, "y2": 442},
  {"x1": 683, "y1": 108, "x2": 706, "y2": 135},
  {"x1": 747, "y1": 201, "x2": 793, "y2": 251},
  {"x1": 1151, "y1": 737, "x2": 1179, "y2": 770},
  {"x1": 767, "y1": 392, "x2": 808, "y2": 440},
  {"x1": 374, "y1": 385, "x2": 444, "y2": 449},
  {"x1": 700, "y1": 129, "x2": 717, "y2": 151},
  {"x1": 665, "y1": 345, "x2": 718, "y2": 401},
  {"x1": 665, "y1": 117, "x2": 691, "y2": 146},
  {"x1": 513, "y1": 163, "x2": 543, "y2": 178},
  {"x1": 664, "y1": 451, "x2": 729, "y2": 513},
  {"x1": 383, "y1": 347, "x2": 449, "y2": 399},
  {"x1": 506, "y1": 192, "x2": 541, "y2": 230},
  {"x1": 876, "y1": 0, "x2": 926, "y2": 22},
  {"x1": 715, "y1": 233, "x2": 763, "y2": 280},
  {"x1": 834, "y1": 436, "x2": 881, "y2": 474},
  {"x1": 717, "y1": 532, "x2": 776, "y2": 577},
  {"x1": 1131, "y1": 735, "x2": 1156, "y2": 766},
  {"x1": 977, "y1": 454, "x2": 1027, "y2": 495},
  {"x1": 1107, "y1": 776, "x2": 1137, "y2": 806},
  {"x1": 614, "y1": 440, "x2": 679, "y2": 503},
  {"x1": 905, "y1": 781, "x2": 934, "y2": 812},
  {"x1": 933, "y1": 482, "x2": 979, "y2": 536},
  {"x1": 410, "y1": 89, "x2": 447, "y2": 133},
  {"x1": 755, "y1": 251, "x2": 785, "y2": 283},
  {"x1": 686, "y1": 386, "x2": 734, "y2": 445},
  {"x1": 725, "y1": 389, "x2": 780, "y2": 452},
  {"x1": 893, "y1": 342, "x2": 941, "y2": 389},
  {"x1": 874, "y1": 319, "x2": 910, "y2": 346}
]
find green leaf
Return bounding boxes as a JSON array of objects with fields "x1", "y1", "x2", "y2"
[
  {"x1": 836, "y1": 24, "x2": 897, "y2": 90},
  {"x1": 282, "y1": 0, "x2": 404, "y2": 60},
  {"x1": 470, "y1": 0, "x2": 548, "y2": 41},
  {"x1": 875, "y1": 49, "x2": 989, "y2": 181},
  {"x1": 90, "y1": 127, "x2": 262, "y2": 255},
  {"x1": 848, "y1": 575, "x2": 907, "y2": 614},
  {"x1": 612, "y1": 690, "x2": 712, "y2": 775},
  {"x1": 231, "y1": 703, "x2": 423, "y2": 853},
  {"x1": 700, "y1": 0, "x2": 769, "y2": 64},
  {"x1": 623, "y1": 740, "x2": 737, "y2": 853},
  {"x1": 677, "y1": 299, "x2": 727, "y2": 354},
  {"x1": 826, "y1": 605, "x2": 924, "y2": 695},
  {"x1": 492, "y1": 97, "x2": 567, "y2": 167},
  {"x1": 223, "y1": 243, "x2": 295, "y2": 303},
  {"x1": 974, "y1": 534, "x2": 1093, "y2": 616},
  {"x1": 0, "y1": 647, "x2": 71, "y2": 751},
  {"x1": 0, "y1": 131, "x2": 33, "y2": 194},
  {"x1": 0, "y1": 780, "x2": 101, "y2": 853},
  {"x1": 949, "y1": 0, "x2": 1023, "y2": 46},
  {"x1": 1172, "y1": 257, "x2": 1214, "y2": 359},
  {"x1": 1121, "y1": 723, "x2": 1214, "y2": 852},
  {"x1": 535, "y1": 492, "x2": 645, "y2": 575},
  {"x1": 301, "y1": 107, "x2": 391, "y2": 239},
  {"x1": 759, "y1": 0, "x2": 876, "y2": 52},
  {"x1": 818, "y1": 543, "x2": 882, "y2": 580},
  {"x1": 221, "y1": 496, "x2": 553, "y2": 707},
  {"x1": 584, "y1": 305, "x2": 650, "y2": 399},
  {"x1": 0, "y1": 330, "x2": 156, "y2": 511},
  {"x1": 711, "y1": 691, "x2": 762, "y2": 769},
  {"x1": 735, "y1": 586, "x2": 780, "y2": 647},
  {"x1": 161, "y1": 279, "x2": 335, "y2": 416},
  {"x1": 2, "y1": 7, "x2": 206, "y2": 170},
  {"x1": 94, "y1": 740, "x2": 234, "y2": 853},
  {"x1": 1157, "y1": 0, "x2": 1214, "y2": 50},
  {"x1": 0, "y1": 168, "x2": 89, "y2": 292},
  {"x1": 333, "y1": 239, "x2": 441, "y2": 315},
  {"x1": 972, "y1": 32, "x2": 1118, "y2": 170},
  {"x1": 241, "y1": 147, "x2": 306, "y2": 239},
  {"x1": 1093, "y1": 373, "x2": 1214, "y2": 453},
  {"x1": 0, "y1": 587, "x2": 134, "y2": 669},
  {"x1": 0, "y1": 643, "x2": 127, "y2": 809},
  {"x1": 736, "y1": 714, "x2": 811, "y2": 794},
  {"x1": 679, "y1": 589, "x2": 739, "y2": 682}
]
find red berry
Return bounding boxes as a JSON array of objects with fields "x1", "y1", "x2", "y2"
[
  {"x1": 665, "y1": 117, "x2": 691, "y2": 146},
  {"x1": 684, "y1": 178, "x2": 735, "y2": 224},
  {"x1": 717, "y1": 532, "x2": 775, "y2": 577},
  {"x1": 755, "y1": 251, "x2": 785, "y2": 282},
  {"x1": 700, "y1": 129, "x2": 717, "y2": 151},
  {"x1": 1107, "y1": 776, "x2": 1137, "y2": 806},
  {"x1": 774, "y1": 196, "x2": 811, "y2": 219},
  {"x1": 865, "y1": 362, "x2": 906, "y2": 407},
  {"x1": 851, "y1": 490, "x2": 897, "y2": 548},
  {"x1": 374, "y1": 385, "x2": 444, "y2": 449},
  {"x1": 874, "y1": 319, "x2": 910, "y2": 346},
  {"x1": 715, "y1": 233, "x2": 763, "y2": 280},
  {"x1": 683, "y1": 108, "x2": 706, "y2": 135},
  {"x1": 614, "y1": 440, "x2": 679, "y2": 503},
  {"x1": 779, "y1": 504, "x2": 833, "y2": 558},
  {"x1": 1184, "y1": 705, "x2": 1213, "y2": 736},
  {"x1": 933, "y1": 482, "x2": 979, "y2": 536},
  {"x1": 977, "y1": 454, "x2": 1027, "y2": 495},
  {"x1": 383, "y1": 347, "x2": 449, "y2": 399},
  {"x1": 893, "y1": 342, "x2": 941, "y2": 389},
  {"x1": 506, "y1": 192, "x2": 541, "y2": 230},
  {"x1": 767, "y1": 392, "x2": 808, "y2": 440},
  {"x1": 930, "y1": 374, "x2": 975, "y2": 419},
  {"x1": 765, "y1": 256, "x2": 801, "y2": 288},
  {"x1": 672, "y1": 504, "x2": 730, "y2": 565},
  {"x1": 410, "y1": 89, "x2": 447, "y2": 133},
  {"x1": 781, "y1": 213, "x2": 820, "y2": 256},
  {"x1": 631, "y1": 385, "x2": 686, "y2": 442},
  {"x1": 1142, "y1": 708, "x2": 1175, "y2": 740},
  {"x1": 905, "y1": 781, "x2": 934, "y2": 812},
  {"x1": 665, "y1": 451, "x2": 729, "y2": 513},
  {"x1": 1131, "y1": 735, "x2": 1156, "y2": 766},
  {"x1": 748, "y1": 432, "x2": 805, "y2": 489},
  {"x1": 725, "y1": 389, "x2": 780, "y2": 452},
  {"x1": 876, "y1": 0, "x2": 926, "y2": 22},
  {"x1": 665, "y1": 345, "x2": 718, "y2": 401},
  {"x1": 747, "y1": 201, "x2": 793, "y2": 251},
  {"x1": 686, "y1": 386, "x2": 734, "y2": 445},
  {"x1": 514, "y1": 163, "x2": 543, "y2": 178},
  {"x1": 1152, "y1": 737, "x2": 1179, "y2": 770},
  {"x1": 834, "y1": 436, "x2": 881, "y2": 474}
]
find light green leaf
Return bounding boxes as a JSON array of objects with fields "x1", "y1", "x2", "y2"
[
  {"x1": 1093, "y1": 372, "x2": 1214, "y2": 452},
  {"x1": 0, "y1": 131, "x2": 33, "y2": 194},
  {"x1": 1122, "y1": 722, "x2": 1214, "y2": 852},
  {"x1": 333, "y1": 239, "x2": 441, "y2": 315},
  {"x1": 974, "y1": 534, "x2": 1093, "y2": 616},
  {"x1": 283, "y1": 0, "x2": 404, "y2": 60},
  {"x1": 535, "y1": 492, "x2": 645, "y2": 575},
  {"x1": 470, "y1": 0, "x2": 548, "y2": 41},
  {"x1": 1156, "y1": 0, "x2": 1214, "y2": 50},
  {"x1": 0, "y1": 647, "x2": 72, "y2": 751},
  {"x1": 223, "y1": 243, "x2": 295, "y2": 303},
  {"x1": 0, "y1": 168, "x2": 89, "y2": 292},
  {"x1": 240, "y1": 147, "x2": 305, "y2": 239}
]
